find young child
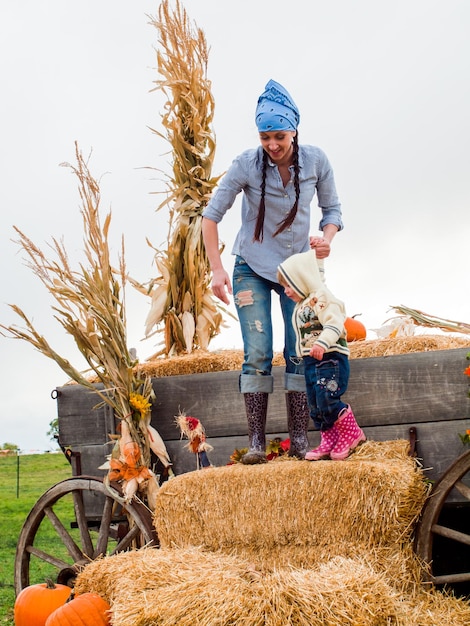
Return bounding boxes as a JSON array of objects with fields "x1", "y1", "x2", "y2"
[{"x1": 277, "y1": 249, "x2": 366, "y2": 460}]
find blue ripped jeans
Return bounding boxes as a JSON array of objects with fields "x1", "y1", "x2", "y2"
[
  {"x1": 303, "y1": 352, "x2": 349, "y2": 430},
  {"x1": 233, "y1": 256, "x2": 305, "y2": 394}
]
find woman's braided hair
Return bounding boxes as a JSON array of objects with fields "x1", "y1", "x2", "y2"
[{"x1": 253, "y1": 134, "x2": 300, "y2": 242}]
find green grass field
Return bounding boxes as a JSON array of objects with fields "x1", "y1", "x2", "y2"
[{"x1": 0, "y1": 452, "x2": 72, "y2": 623}]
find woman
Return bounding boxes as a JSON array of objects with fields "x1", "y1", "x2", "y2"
[{"x1": 202, "y1": 79, "x2": 343, "y2": 464}]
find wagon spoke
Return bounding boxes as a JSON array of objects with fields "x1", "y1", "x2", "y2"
[
  {"x1": 25, "y1": 545, "x2": 70, "y2": 570},
  {"x1": 110, "y1": 522, "x2": 142, "y2": 554},
  {"x1": 44, "y1": 505, "x2": 85, "y2": 562},
  {"x1": 94, "y1": 495, "x2": 114, "y2": 558},
  {"x1": 454, "y1": 480, "x2": 470, "y2": 502},
  {"x1": 72, "y1": 488, "x2": 95, "y2": 558},
  {"x1": 432, "y1": 571, "x2": 470, "y2": 585},
  {"x1": 432, "y1": 524, "x2": 470, "y2": 547}
]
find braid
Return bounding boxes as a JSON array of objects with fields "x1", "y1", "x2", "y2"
[
  {"x1": 253, "y1": 150, "x2": 269, "y2": 242},
  {"x1": 273, "y1": 134, "x2": 300, "y2": 237}
]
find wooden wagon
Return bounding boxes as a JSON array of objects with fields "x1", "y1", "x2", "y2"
[{"x1": 14, "y1": 346, "x2": 470, "y2": 596}]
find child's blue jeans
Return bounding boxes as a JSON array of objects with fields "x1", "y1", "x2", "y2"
[{"x1": 303, "y1": 352, "x2": 349, "y2": 430}]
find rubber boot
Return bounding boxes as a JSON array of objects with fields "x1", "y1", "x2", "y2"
[
  {"x1": 286, "y1": 391, "x2": 310, "y2": 459},
  {"x1": 330, "y1": 405, "x2": 366, "y2": 460},
  {"x1": 305, "y1": 426, "x2": 339, "y2": 461},
  {"x1": 241, "y1": 392, "x2": 268, "y2": 465}
]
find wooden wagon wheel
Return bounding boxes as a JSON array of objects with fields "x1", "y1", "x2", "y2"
[
  {"x1": 415, "y1": 449, "x2": 470, "y2": 586},
  {"x1": 14, "y1": 475, "x2": 158, "y2": 595}
]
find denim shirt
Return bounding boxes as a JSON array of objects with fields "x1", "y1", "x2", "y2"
[{"x1": 202, "y1": 145, "x2": 343, "y2": 282}]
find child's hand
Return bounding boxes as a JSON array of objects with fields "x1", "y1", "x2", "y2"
[
  {"x1": 309, "y1": 236, "x2": 330, "y2": 259},
  {"x1": 309, "y1": 344, "x2": 325, "y2": 359}
]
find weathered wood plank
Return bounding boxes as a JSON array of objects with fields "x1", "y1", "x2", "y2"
[
  {"x1": 56, "y1": 420, "x2": 470, "y2": 498},
  {"x1": 347, "y1": 348, "x2": 469, "y2": 426},
  {"x1": 56, "y1": 385, "x2": 110, "y2": 446},
  {"x1": 151, "y1": 369, "x2": 246, "y2": 439}
]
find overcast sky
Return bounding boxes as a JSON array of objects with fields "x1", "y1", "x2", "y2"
[{"x1": 1, "y1": 0, "x2": 469, "y2": 452}]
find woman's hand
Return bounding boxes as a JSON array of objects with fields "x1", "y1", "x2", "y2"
[
  {"x1": 210, "y1": 268, "x2": 232, "y2": 305},
  {"x1": 310, "y1": 224, "x2": 338, "y2": 258},
  {"x1": 202, "y1": 218, "x2": 233, "y2": 305}
]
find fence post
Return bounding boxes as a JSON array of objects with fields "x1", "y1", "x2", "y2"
[{"x1": 16, "y1": 449, "x2": 20, "y2": 498}]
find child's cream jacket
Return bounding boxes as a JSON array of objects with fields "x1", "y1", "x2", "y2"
[{"x1": 278, "y1": 250, "x2": 349, "y2": 357}]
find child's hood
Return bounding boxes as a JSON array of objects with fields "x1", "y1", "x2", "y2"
[{"x1": 278, "y1": 249, "x2": 324, "y2": 299}]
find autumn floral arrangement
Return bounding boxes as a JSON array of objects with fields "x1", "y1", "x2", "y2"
[
  {"x1": 458, "y1": 354, "x2": 470, "y2": 446},
  {"x1": 176, "y1": 412, "x2": 214, "y2": 469},
  {"x1": 228, "y1": 438, "x2": 291, "y2": 464}
]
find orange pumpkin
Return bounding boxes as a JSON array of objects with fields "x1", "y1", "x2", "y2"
[
  {"x1": 45, "y1": 592, "x2": 111, "y2": 626},
  {"x1": 14, "y1": 579, "x2": 72, "y2": 626},
  {"x1": 345, "y1": 315, "x2": 367, "y2": 342}
]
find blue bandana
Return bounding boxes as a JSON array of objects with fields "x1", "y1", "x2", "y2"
[{"x1": 255, "y1": 79, "x2": 300, "y2": 132}]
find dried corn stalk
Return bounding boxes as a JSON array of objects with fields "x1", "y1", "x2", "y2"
[
  {"x1": 0, "y1": 143, "x2": 167, "y2": 508},
  {"x1": 390, "y1": 305, "x2": 470, "y2": 335},
  {"x1": 141, "y1": 0, "x2": 229, "y2": 357}
]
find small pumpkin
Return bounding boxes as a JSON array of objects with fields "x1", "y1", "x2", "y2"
[
  {"x1": 14, "y1": 579, "x2": 72, "y2": 626},
  {"x1": 45, "y1": 592, "x2": 111, "y2": 626},
  {"x1": 345, "y1": 314, "x2": 367, "y2": 342}
]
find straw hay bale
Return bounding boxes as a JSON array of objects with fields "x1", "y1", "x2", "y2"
[
  {"x1": 222, "y1": 539, "x2": 426, "y2": 596},
  {"x1": 74, "y1": 548, "x2": 470, "y2": 626},
  {"x1": 78, "y1": 335, "x2": 470, "y2": 382},
  {"x1": 404, "y1": 587, "x2": 470, "y2": 626},
  {"x1": 345, "y1": 438, "x2": 412, "y2": 462},
  {"x1": 136, "y1": 349, "x2": 285, "y2": 378},
  {"x1": 132, "y1": 335, "x2": 469, "y2": 379},
  {"x1": 74, "y1": 547, "x2": 241, "y2": 602},
  {"x1": 348, "y1": 334, "x2": 470, "y2": 359},
  {"x1": 153, "y1": 441, "x2": 427, "y2": 562},
  {"x1": 74, "y1": 441, "x2": 470, "y2": 626},
  {"x1": 259, "y1": 557, "x2": 402, "y2": 625},
  {"x1": 120, "y1": 556, "x2": 401, "y2": 626},
  {"x1": 74, "y1": 548, "x2": 265, "y2": 626}
]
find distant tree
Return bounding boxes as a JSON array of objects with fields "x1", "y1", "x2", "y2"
[
  {"x1": 1, "y1": 442, "x2": 19, "y2": 451},
  {"x1": 47, "y1": 418, "x2": 59, "y2": 442}
]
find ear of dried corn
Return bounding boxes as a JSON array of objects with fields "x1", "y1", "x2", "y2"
[
  {"x1": 0, "y1": 143, "x2": 165, "y2": 507},
  {"x1": 140, "y1": 0, "x2": 233, "y2": 357}
]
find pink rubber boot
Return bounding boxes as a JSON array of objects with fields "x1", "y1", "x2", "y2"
[
  {"x1": 305, "y1": 425, "x2": 339, "y2": 461},
  {"x1": 330, "y1": 405, "x2": 366, "y2": 460}
]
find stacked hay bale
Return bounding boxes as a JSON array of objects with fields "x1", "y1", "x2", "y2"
[
  {"x1": 75, "y1": 440, "x2": 470, "y2": 625},
  {"x1": 132, "y1": 335, "x2": 470, "y2": 378},
  {"x1": 152, "y1": 440, "x2": 426, "y2": 583}
]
